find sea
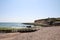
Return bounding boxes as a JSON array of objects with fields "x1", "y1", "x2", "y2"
[{"x1": 0, "y1": 22, "x2": 32, "y2": 28}]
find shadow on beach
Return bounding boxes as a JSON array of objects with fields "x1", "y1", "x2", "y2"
[
  {"x1": 0, "y1": 30, "x2": 38, "y2": 33},
  {"x1": 18, "y1": 30, "x2": 37, "y2": 33}
]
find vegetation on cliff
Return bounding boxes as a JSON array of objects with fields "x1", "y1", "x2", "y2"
[{"x1": 34, "y1": 17, "x2": 60, "y2": 26}]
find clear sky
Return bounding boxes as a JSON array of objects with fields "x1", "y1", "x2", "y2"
[{"x1": 0, "y1": 0, "x2": 60, "y2": 22}]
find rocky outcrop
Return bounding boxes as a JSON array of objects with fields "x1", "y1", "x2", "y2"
[{"x1": 34, "y1": 18, "x2": 60, "y2": 26}]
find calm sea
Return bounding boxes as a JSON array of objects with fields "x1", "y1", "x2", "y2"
[{"x1": 0, "y1": 22, "x2": 31, "y2": 28}]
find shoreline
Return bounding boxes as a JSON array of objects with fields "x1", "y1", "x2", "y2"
[{"x1": 0, "y1": 26, "x2": 60, "y2": 40}]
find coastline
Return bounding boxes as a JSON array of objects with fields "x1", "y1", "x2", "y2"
[{"x1": 0, "y1": 26, "x2": 60, "y2": 40}]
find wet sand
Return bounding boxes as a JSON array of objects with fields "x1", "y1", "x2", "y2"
[{"x1": 0, "y1": 26, "x2": 60, "y2": 40}]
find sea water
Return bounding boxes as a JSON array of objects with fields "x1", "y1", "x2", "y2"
[{"x1": 0, "y1": 22, "x2": 32, "y2": 28}]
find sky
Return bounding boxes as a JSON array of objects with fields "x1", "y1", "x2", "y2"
[{"x1": 0, "y1": 0, "x2": 60, "y2": 22}]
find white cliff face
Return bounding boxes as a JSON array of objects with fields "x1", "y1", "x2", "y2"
[{"x1": 34, "y1": 19, "x2": 49, "y2": 26}]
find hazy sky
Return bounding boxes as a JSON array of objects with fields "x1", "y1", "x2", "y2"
[{"x1": 0, "y1": 0, "x2": 60, "y2": 22}]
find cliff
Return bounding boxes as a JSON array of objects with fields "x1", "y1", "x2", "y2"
[{"x1": 34, "y1": 18, "x2": 60, "y2": 26}]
